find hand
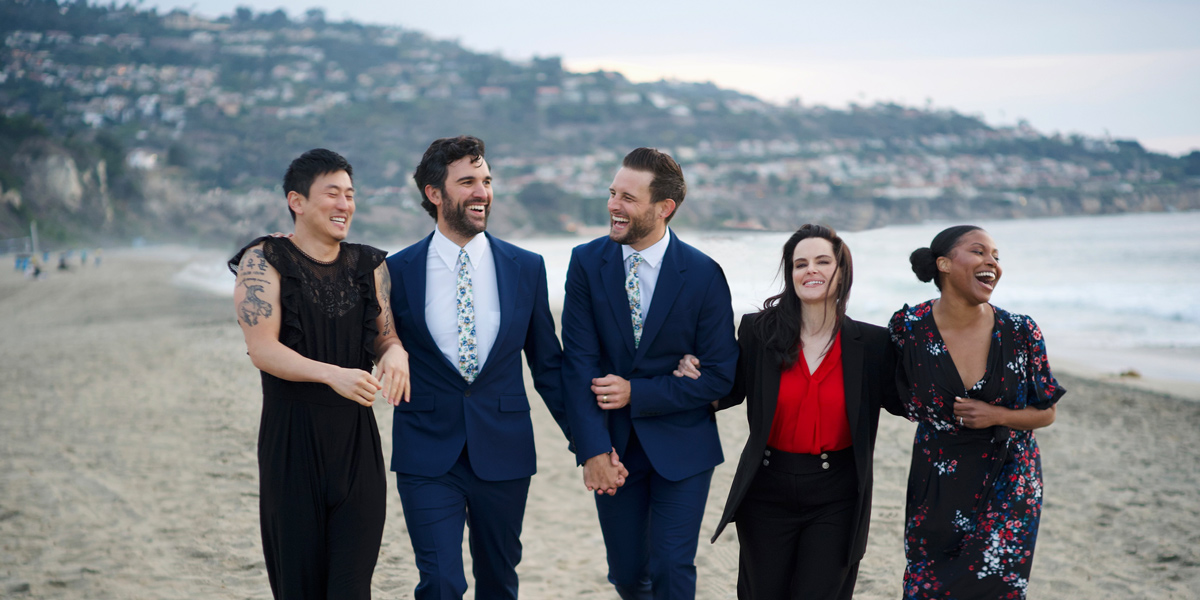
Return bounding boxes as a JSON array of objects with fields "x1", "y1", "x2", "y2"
[
  {"x1": 592, "y1": 374, "x2": 631, "y2": 410},
  {"x1": 953, "y1": 396, "x2": 1002, "y2": 429},
  {"x1": 376, "y1": 344, "x2": 411, "y2": 406},
  {"x1": 327, "y1": 367, "x2": 382, "y2": 407},
  {"x1": 673, "y1": 354, "x2": 701, "y2": 380},
  {"x1": 583, "y1": 449, "x2": 627, "y2": 495}
]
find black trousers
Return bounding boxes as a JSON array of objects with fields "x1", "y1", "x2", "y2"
[
  {"x1": 258, "y1": 395, "x2": 387, "y2": 599},
  {"x1": 734, "y1": 446, "x2": 859, "y2": 600}
]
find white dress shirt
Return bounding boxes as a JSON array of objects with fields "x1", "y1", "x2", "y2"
[
  {"x1": 621, "y1": 228, "x2": 671, "y2": 323},
  {"x1": 426, "y1": 228, "x2": 501, "y2": 372}
]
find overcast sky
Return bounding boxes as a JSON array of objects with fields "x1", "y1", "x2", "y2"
[{"x1": 143, "y1": 0, "x2": 1200, "y2": 155}]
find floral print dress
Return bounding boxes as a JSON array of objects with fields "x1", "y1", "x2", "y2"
[{"x1": 889, "y1": 301, "x2": 1065, "y2": 599}]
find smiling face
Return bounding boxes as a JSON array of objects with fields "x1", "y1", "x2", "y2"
[
  {"x1": 290, "y1": 169, "x2": 354, "y2": 241},
  {"x1": 939, "y1": 229, "x2": 1002, "y2": 303},
  {"x1": 430, "y1": 155, "x2": 492, "y2": 245},
  {"x1": 607, "y1": 167, "x2": 673, "y2": 251},
  {"x1": 792, "y1": 237, "x2": 841, "y2": 308}
]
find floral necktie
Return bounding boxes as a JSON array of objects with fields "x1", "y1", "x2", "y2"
[
  {"x1": 626, "y1": 252, "x2": 644, "y2": 348},
  {"x1": 456, "y1": 248, "x2": 478, "y2": 382}
]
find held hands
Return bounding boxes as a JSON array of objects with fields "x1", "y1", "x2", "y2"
[
  {"x1": 377, "y1": 344, "x2": 412, "y2": 406},
  {"x1": 593, "y1": 375, "x2": 632, "y2": 410},
  {"x1": 328, "y1": 366, "x2": 382, "y2": 407},
  {"x1": 953, "y1": 396, "x2": 1002, "y2": 429},
  {"x1": 583, "y1": 449, "x2": 629, "y2": 496}
]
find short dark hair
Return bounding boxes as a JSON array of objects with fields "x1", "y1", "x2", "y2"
[
  {"x1": 413, "y1": 136, "x2": 486, "y2": 221},
  {"x1": 622, "y1": 147, "x2": 686, "y2": 222},
  {"x1": 910, "y1": 225, "x2": 984, "y2": 290},
  {"x1": 757, "y1": 224, "x2": 853, "y2": 369},
  {"x1": 282, "y1": 148, "x2": 353, "y2": 222}
]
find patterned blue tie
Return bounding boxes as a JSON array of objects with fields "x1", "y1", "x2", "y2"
[
  {"x1": 456, "y1": 248, "x2": 478, "y2": 383},
  {"x1": 626, "y1": 253, "x2": 644, "y2": 348}
]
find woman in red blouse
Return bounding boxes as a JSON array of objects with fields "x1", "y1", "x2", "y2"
[{"x1": 679, "y1": 224, "x2": 902, "y2": 599}]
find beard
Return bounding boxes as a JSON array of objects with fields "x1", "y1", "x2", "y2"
[
  {"x1": 609, "y1": 210, "x2": 656, "y2": 246},
  {"x1": 444, "y1": 197, "x2": 489, "y2": 239}
]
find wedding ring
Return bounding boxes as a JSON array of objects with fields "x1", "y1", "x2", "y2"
[
  {"x1": 603, "y1": 395, "x2": 609, "y2": 402},
  {"x1": 957, "y1": 416, "x2": 964, "y2": 426}
]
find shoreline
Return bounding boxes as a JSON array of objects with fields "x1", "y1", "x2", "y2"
[{"x1": 1, "y1": 251, "x2": 1197, "y2": 598}]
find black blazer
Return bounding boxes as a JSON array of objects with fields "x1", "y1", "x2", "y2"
[{"x1": 711, "y1": 312, "x2": 902, "y2": 564}]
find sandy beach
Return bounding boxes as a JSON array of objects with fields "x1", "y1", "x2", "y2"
[{"x1": 1, "y1": 249, "x2": 1198, "y2": 599}]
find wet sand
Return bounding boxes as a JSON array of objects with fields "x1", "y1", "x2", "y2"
[{"x1": 1, "y1": 249, "x2": 1197, "y2": 598}]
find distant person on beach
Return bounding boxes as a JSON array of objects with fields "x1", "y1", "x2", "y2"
[
  {"x1": 888, "y1": 225, "x2": 1065, "y2": 599},
  {"x1": 675, "y1": 224, "x2": 904, "y2": 599},
  {"x1": 229, "y1": 148, "x2": 410, "y2": 599},
  {"x1": 561, "y1": 147, "x2": 738, "y2": 599},
  {"x1": 383, "y1": 135, "x2": 576, "y2": 600}
]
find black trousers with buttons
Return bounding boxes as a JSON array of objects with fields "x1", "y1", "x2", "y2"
[{"x1": 734, "y1": 446, "x2": 859, "y2": 600}]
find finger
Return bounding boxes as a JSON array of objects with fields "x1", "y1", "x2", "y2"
[
  {"x1": 403, "y1": 377, "x2": 411, "y2": 403},
  {"x1": 378, "y1": 371, "x2": 392, "y2": 400},
  {"x1": 689, "y1": 356, "x2": 701, "y2": 367}
]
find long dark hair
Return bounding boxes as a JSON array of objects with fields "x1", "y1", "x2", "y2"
[{"x1": 755, "y1": 224, "x2": 853, "y2": 369}]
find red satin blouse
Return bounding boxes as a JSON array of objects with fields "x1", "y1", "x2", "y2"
[{"x1": 767, "y1": 331, "x2": 852, "y2": 454}]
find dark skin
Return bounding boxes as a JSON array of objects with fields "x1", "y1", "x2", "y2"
[{"x1": 933, "y1": 230, "x2": 1056, "y2": 430}]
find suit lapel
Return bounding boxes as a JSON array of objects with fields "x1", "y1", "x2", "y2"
[
  {"x1": 600, "y1": 241, "x2": 637, "y2": 357},
  {"x1": 481, "y1": 233, "x2": 518, "y2": 376},
  {"x1": 402, "y1": 233, "x2": 459, "y2": 375},
  {"x1": 841, "y1": 317, "x2": 865, "y2": 443},
  {"x1": 635, "y1": 231, "x2": 684, "y2": 362}
]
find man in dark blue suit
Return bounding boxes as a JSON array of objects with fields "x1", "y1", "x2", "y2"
[
  {"x1": 385, "y1": 136, "x2": 577, "y2": 600},
  {"x1": 562, "y1": 148, "x2": 739, "y2": 600}
]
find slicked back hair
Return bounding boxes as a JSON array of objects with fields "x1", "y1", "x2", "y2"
[
  {"x1": 622, "y1": 147, "x2": 686, "y2": 222},
  {"x1": 414, "y1": 135, "x2": 486, "y2": 221},
  {"x1": 282, "y1": 148, "x2": 353, "y2": 222}
]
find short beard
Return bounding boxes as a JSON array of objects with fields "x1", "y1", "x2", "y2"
[
  {"x1": 609, "y1": 211, "x2": 656, "y2": 247},
  {"x1": 444, "y1": 198, "x2": 488, "y2": 239}
]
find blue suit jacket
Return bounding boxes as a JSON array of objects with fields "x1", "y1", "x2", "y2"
[
  {"x1": 386, "y1": 232, "x2": 570, "y2": 482},
  {"x1": 561, "y1": 231, "x2": 738, "y2": 481}
]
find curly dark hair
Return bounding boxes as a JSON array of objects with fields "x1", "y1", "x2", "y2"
[{"x1": 413, "y1": 136, "x2": 486, "y2": 221}]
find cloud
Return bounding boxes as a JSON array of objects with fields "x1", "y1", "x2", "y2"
[{"x1": 566, "y1": 49, "x2": 1200, "y2": 152}]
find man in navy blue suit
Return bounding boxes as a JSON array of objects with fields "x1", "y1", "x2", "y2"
[
  {"x1": 385, "y1": 136, "x2": 583, "y2": 600},
  {"x1": 562, "y1": 148, "x2": 739, "y2": 599}
]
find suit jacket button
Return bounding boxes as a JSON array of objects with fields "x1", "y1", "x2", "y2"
[
  {"x1": 464, "y1": 390, "x2": 472, "y2": 397},
  {"x1": 820, "y1": 453, "x2": 828, "y2": 460},
  {"x1": 764, "y1": 449, "x2": 772, "y2": 457},
  {"x1": 821, "y1": 462, "x2": 830, "y2": 470},
  {"x1": 762, "y1": 459, "x2": 769, "y2": 467}
]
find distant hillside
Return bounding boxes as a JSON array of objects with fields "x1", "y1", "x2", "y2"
[{"x1": 3, "y1": 0, "x2": 1199, "y2": 247}]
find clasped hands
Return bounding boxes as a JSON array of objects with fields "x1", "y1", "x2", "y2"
[
  {"x1": 327, "y1": 344, "x2": 411, "y2": 407},
  {"x1": 581, "y1": 356, "x2": 706, "y2": 495}
]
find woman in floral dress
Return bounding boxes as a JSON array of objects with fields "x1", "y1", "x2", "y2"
[{"x1": 889, "y1": 225, "x2": 1065, "y2": 599}]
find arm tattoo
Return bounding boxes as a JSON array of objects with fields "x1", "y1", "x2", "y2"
[
  {"x1": 236, "y1": 248, "x2": 273, "y2": 327},
  {"x1": 238, "y1": 249, "x2": 269, "y2": 276},
  {"x1": 238, "y1": 281, "x2": 273, "y2": 327},
  {"x1": 378, "y1": 266, "x2": 395, "y2": 337}
]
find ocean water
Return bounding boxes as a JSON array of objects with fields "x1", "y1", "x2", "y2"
[{"x1": 187, "y1": 211, "x2": 1200, "y2": 382}]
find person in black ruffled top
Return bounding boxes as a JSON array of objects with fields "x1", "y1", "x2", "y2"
[
  {"x1": 888, "y1": 225, "x2": 1065, "y2": 600},
  {"x1": 229, "y1": 149, "x2": 410, "y2": 599}
]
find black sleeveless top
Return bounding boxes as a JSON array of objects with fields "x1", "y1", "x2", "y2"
[{"x1": 229, "y1": 236, "x2": 388, "y2": 406}]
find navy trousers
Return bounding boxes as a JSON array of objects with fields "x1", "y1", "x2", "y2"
[
  {"x1": 396, "y1": 450, "x2": 531, "y2": 600},
  {"x1": 595, "y1": 433, "x2": 714, "y2": 600}
]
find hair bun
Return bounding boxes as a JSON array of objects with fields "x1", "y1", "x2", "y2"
[{"x1": 910, "y1": 247, "x2": 937, "y2": 283}]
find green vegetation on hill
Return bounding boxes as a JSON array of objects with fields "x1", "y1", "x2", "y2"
[{"x1": 1, "y1": 0, "x2": 1198, "y2": 246}]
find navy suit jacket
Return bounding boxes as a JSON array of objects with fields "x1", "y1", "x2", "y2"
[
  {"x1": 386, "y1": 232, "x2": 570, "y2": 482},
  {"x1": 561, "y1": 231, "x2": 738, "y2": 482}
]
